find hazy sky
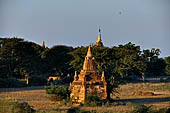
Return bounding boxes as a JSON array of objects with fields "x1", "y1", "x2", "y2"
[{"x1": 0, "y1": 0, "x2": 170, "y2": 57}]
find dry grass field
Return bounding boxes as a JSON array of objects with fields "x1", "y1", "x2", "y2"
[{"x1": 0, "y1": 76, "x2": 170, "y2": 113}]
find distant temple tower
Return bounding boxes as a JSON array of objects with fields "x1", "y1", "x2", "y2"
[
  {"x1": 70, "y1": 45, "x2": 107, "y2": 104},
  {"x1": 42, "y1": 41, "x2": 45, "y2": 48},
  {"x1": 95, "y1": 27, "x2": 103, "y2": 47}
]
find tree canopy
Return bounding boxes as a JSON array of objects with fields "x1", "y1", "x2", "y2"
[{"x1": 0, "y1": 37, "x2": 169, "y2": 96}]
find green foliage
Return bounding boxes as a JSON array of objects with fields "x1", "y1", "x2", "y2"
[
  {"x1": 157, "y1": 108, "x2": 170, "y2": 113},
  {"x1": 131, "y1": 105, "x2": 150, "y2": 113},
  {"x1": 165, "y1": 56, "x2": 170, "y2": 75},
  {"x1": 45, "y1": 83, "x2": 57, "y2": 94},
  {"x1": 45, "y1": 84, "x2": 69, "y2": 101},
  {"x1": 69, "y1": 43, "x2": 151, "y2": 100},
  {"x1": 69, "y1": 46, "x2": 87, "y2": 71},
  {"x1": 85, "y1": 95, "x2": 101, "y2": 107},
  {"x1": 0, "y1": 37, "x2": 167, "y2": 96},
  {"x1": 0, "y1": 37, "x2": 45, "y2": 78},
  {"x1": 67, "y1": 107, "x2": 80, "y2": 113},
  {"x1": 9, "y1": 102, "x2": 35, "y2": 113},
  {"x1": 41, "y1": 45, "x2": 73, "y2": 74},
  {"x1": 131, "y1": 105, "x2": 170, "y2": 113},
  {"x1": 141, "y1": 49, "x2": 166, "y2": 76},
  {"x1": 67, "y1": 107, "x2": 91, "y2": 113},
  {"x1": 112, "y1": 43, "x2": 143, "y2": 78}
]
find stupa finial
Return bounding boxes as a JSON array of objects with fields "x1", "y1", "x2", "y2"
[
  {"x1": 42, "y1": 41, "x2": 45, "y2": 48},
  {"x1": 86, "y1": 44, "x2": 92, "y2": 58}
]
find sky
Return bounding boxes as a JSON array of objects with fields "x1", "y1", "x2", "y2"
[{"x1": 0, "y1": 0, "x2": 170, "y2": 57}]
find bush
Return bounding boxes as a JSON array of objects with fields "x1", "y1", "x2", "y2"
[
  {"x1": 45, "y1": 84, "x2": 69, "y2": 101},
  {"x1": 85, "y1": 95, "x2": 101, "y2": 107},
  {"x1": 44, "y1": 83, "x2": 56, "y2": 94},
  {"x1": 67, "y1": 107, "x2": 80, "y2": 113},
  {"x1": 157, "y1": 108, "x2": 170, "y2": 113},
  {"x1": 9, "y1": 102, "x2": 35, "y2": 113},
  {"x1": 130, "y1": 105, "x2": 170, "y2": 113},
  {"x1": 131, "y1": 105, "x2": 150, "y2": 113},
  {"x1": 67, "y1": 107, "x2": 91, "y2": 113}
]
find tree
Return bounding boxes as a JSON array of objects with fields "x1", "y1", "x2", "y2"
[
  {"x1": 41, "y1": 45, "x2": 73, "y2": 75},
  {"x1": 112, "y1": 42, "x2": 144, "y2": 79},
  {"x1": 92, "y1": 46, "x2": 117, "y2": 100},
  {"x1": 0, "y1": 37, "x2": 24, "y2": 78},
  {"x1": 0, "y1": 37, "x2": 45, "y2": 78},
  {"x1": 141, "y1": 48, "x2": 165, "y2": 76},
  {"x1": 165, "y1": 56, "x2": 170, "y2": 75},
  {"x1": 69, "y1": 46, "x2": 87, "y2": 71}
]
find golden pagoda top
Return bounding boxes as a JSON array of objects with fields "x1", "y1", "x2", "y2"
[
  {"x1": 96, "y1": 27, "x2": 102, "y2": 43},
  {"x1": 95, "y1": 27, "x2": 103, "y2": 47}
]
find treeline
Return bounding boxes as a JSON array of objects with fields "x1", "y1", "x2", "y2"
[{"x1": 0, "y1": 37, "x2": 170, "y2": 86}]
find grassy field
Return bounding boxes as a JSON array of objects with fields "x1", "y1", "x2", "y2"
[{"x1": 0, "y1": 77, "x2": 170, "y2": 113}]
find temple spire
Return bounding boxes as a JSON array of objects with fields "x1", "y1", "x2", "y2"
[
  {"x1": 86, "y1": 44, "x2": 92, "y2": 58},
  {"x1": 96, "y1": 27, "x2": 102, "y2": 43},
  {"x1": 42, "y1": 41, "x2": 45, "y2": 48},
  {"x1": 82, "y1": 44, "x2": 98, "y2": 71},
  {"x1": 95, "y1": 27, "x2": 103, "y2": 47},
  {"x1": 74, "y1": 71, "x2": 78, "y2": 81}
]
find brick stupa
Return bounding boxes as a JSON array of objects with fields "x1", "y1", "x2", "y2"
[{"x1": 70, "y1": 45, "x2": 107, "y2": 104}]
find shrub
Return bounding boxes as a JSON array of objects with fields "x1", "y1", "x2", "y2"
[
  {"x1": 67, "y1": 107, "x2": 80, "y2": 113},
  {"x1": 131, "y1": 105, "x2": 170, "y2": 113},
  {"x1": 55, "y1": 86, "x2": 69, "y2": 100},
  {"x1": 85, "y1": 95, "x2": 101, "y2": 107},
  {"x1": 44, "y1": 83, "x2": 56, "y2": 94},
  {"x1": 131, "y1": 105, "x2": 149, "y2": 113},
  {"x1": 157, "y1": 108, "x2": 170, "y2": 113},
  {"x1": 45, "y1": 84, "x2": 69, "y2": 101},
  {"x1": 67, "y1": 107, "x2": 91, "y2": 113},
  {"x1": 9, "y1": 102, "x2": 35, "y2": 113}
]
